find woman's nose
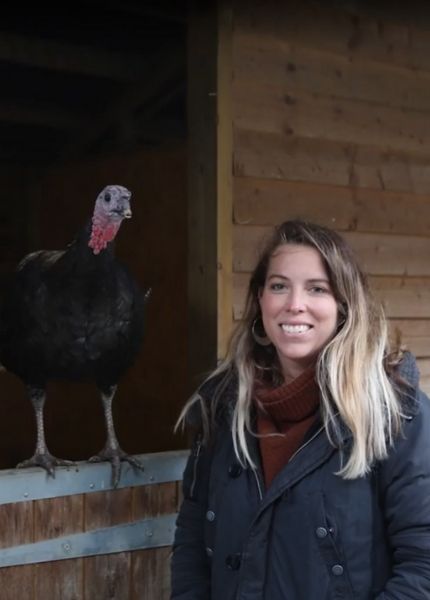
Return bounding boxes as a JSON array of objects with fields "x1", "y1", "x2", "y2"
[{"x1": 286, "y1": 289, "x2": 305, "y2": 313}]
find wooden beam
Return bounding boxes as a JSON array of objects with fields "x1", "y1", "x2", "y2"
[
  {"x1": 187, "y1": 3, "x2": 218, "y2": 386},
  {"x1": 0, "y1": 31, "x2": 159, "y2": 82},
  {"x1": 217, "y1": 3, "x2": 233, "y2": 360}
]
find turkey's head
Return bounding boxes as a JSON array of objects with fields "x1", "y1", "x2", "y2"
[{"x1": 89, "y1": 185, "x2": 132, "y2": 255}]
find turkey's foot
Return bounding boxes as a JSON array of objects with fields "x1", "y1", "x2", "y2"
[
  {"x1": 16, "y1": 453, "x2": 76, "y2": 477},
  {"x1": 88, "y1": 446, "x2": 144, "y2": 488}
]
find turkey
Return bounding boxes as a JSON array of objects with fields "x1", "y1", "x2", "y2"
[{"x1": 0, "y1": 184, "x2": 149, "y2": 487}]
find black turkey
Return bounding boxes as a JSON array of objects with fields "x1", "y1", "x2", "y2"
[{"x1": 0, "y1": 184, "x2": 149, "y2": 487}]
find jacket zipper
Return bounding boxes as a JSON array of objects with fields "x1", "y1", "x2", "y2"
[
  {"x1": 189, "y1": 435, "x2": 202, "y2": 498},
  {"x1": 253, "y1": 467, "x2": 263, "y2": 501},
  {"x1": 288, "y1": 424, "x2": 325, "y2": 463},
  {"x1": 252, "y1": 425, "x2": 325, "y2": 501}
]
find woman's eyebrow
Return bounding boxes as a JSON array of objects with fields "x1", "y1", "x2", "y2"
[{"x1": 267, "y1": 274, "x2": 330, "y2": 283}]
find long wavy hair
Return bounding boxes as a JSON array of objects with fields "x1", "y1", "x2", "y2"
[{"x1": 178, "y1": 220, "x2": 403, "y2": 479}]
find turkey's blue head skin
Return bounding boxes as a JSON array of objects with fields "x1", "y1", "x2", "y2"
[
  {"x1": 94, "y1": 185, "x2": 132, "y2": 222},
  {"x1": 89, "y1": 185, "x2": 132, "y2": 255}
]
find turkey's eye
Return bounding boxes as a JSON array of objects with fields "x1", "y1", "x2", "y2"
[{"x1": 104, "y1": 192, "x2": 111, "y2": 202}]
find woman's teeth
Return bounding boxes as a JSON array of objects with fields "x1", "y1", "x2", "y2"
[{"x1": 281, "y1": 324, "x2": 311, "y2": 334}]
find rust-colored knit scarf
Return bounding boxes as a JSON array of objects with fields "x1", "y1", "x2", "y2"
[{"x1": 254, "y1": 368, "x2": 320, "y2": 487}]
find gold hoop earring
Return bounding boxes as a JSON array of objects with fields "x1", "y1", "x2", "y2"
[{"x1": 252, "y1": 317, "x2": 271, "y2": 347}]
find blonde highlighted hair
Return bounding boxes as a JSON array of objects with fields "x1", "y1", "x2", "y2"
[{"x1": 177, "y1": 220, "x2": 403, "y2": 479}]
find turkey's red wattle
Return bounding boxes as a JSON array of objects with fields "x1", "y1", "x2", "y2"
[{"x1": 88, "y1": 215, "x2": 121, "y2": 255}]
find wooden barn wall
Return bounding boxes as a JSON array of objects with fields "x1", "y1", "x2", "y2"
[
  {"x1": 0, "y1": 146, "x2": 188, "y2": 468},
  {"x1": 230, "y1": 0, "x2": 430, "y2": 394}
]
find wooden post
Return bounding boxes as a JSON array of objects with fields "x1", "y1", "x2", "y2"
[{"x1": 188, "y1": 1, "x2": 233, "y2": 387}]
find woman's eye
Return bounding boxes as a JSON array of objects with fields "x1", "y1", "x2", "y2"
[
  {"x1": 310, "y1": 286, "x2": 328, "y2": 294},
  {"x1": 270, "y1": 282, "x2": 287, "y2": 292}
]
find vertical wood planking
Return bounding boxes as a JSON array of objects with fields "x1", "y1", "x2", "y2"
[
  {"x1": 0, "y1": 500, "x2": 34, "y2": 599},
  {"x1": 33, "y1": 495, "x2": 84, "y2": 600},
  {"x1": 130, "y1": 482, "x2": 179, "y2": 600},
  {"x1": 83, "y1": 488, "x2": 132, "y2": 600}
]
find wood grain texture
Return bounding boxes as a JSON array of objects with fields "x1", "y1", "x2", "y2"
[
  {"x1": 233, "y1": 225, "x2": 430, "y2": 276},
  {"x1": 33, "y1": 495, "x2": 84, "y2": 600},
  {"x1": 234, "y1": 176, "x2": 430, "y2": 235},
  {"x1": 0, "y1": 500, "x2": 34, "y2": 599},
  {"x1": 131, "y1": 546, "x2": 171, "y2": 600},
  {"x1": 131, "y1": 482, "x2": 178, "y2": 599},
  {"x1": 234, "y1": 30, "x2": 430, "y2": 112},
  {"x1": 234, "y1": 129, "x2": 430, "y2": 193},
  {"x1": 233, "y1": 84, "x2": 430, "y2": 155},
  {"x1": 83, "y1": 488, "x2": 132, "y2": 600},
  {"x1": 234, "y1": 1, "x2": 430, "y2": 73}
]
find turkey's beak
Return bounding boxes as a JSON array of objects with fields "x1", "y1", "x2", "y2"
[{"x1": 123, "y1": 208, "x2": 132, "y2": 219}]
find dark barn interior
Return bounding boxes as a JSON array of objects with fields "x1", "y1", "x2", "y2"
[{"x1": 0, "y1": 2, "x2": 188, "y2": 468}]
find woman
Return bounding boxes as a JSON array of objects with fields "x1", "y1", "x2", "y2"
[{"x1": 171, "y1": 220, "x2": 430, "y2": 599}]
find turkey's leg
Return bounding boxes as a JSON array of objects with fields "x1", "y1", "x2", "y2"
[
  {"x1": 17, "y1": 385, "x2": 75, "y2": 476},
  {"x1": 89, "y1": 385, "x2": 144, "y2": 487}
]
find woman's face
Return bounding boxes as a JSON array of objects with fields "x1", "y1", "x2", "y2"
[{"x1": 259, "y1": 244, "x2": 339, "y2": 381}]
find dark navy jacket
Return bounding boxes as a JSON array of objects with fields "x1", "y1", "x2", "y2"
[{"x1": 171, "y1": 354, "x2": 430, "y2": 599}]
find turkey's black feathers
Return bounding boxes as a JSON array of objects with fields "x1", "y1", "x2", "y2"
[{"x1": 0, "y1": 218, "x2": 146, "y2": 390}]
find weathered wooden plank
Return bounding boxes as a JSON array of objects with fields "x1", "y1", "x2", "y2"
[
  {"x1": 370, "y1": 277, "x2": 430, "y2": 319},
  {"x1": 217, "y1": 3, "x2": 234, "y2": 359},
  {"x1": 131, "y1": 482, "x2": 178, "y2": 600},
  {"x1": 133, "y1": 480, "x2": 178, "y2": 600},
  {"x1": 233, "y1": 225, "x2": 430, "y2": 276},
  {"x1": 234, "y1": 130, "x2": 430, "y2": 193},
  {"x1": 33, "y1": 495, "x2": 84, "y2": 600},
  {"x1": 34, "y1": 559, "x2": 83, "y2": 600},
  {"x1": 234, "y1": 1, "x2": 430, "y2": 73},
  {"x1": 188, "y1": 1, "x2": 219, "y2": 382},
  {"x1": 84, "y1": 488, "x2": 133, "y2": 529},
  {"x1": 233, "y1": 31, "x2": 430, "y2": 113},
  {"x1": 234, "y1": 176, "x2": 430, "y2": 235},
  {"x1": 0, "y1": 500, "x2": 34, "y2": 599},
  {"x1": 83, "y1": 489, "x2": 132, "y2": 600},
  {"x1": 133, "y1": 481, "x2": 178, "y2": 520},
  {"x1": 131, "y1": 546, "x2": 171, "y2": 600},
  {"x1": 389, "y1": 320, "x2": 430, "y2": 358},
  {"x1": 85, "y1": 552, "x2": 130, "y2": 600},
  {"x1": 234, "y1": 84, "x2": 430, "y2": 155},
  {"x1": 233, "y1": 269, "x2": 430, "y2": 322}
]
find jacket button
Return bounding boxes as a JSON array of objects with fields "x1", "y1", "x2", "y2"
[
  {"x1": 225, "y1": 553, "x2": 242, "y2": 570},
  {"x1": 315, "y1": 527, "x2": 328, "y2": 538},
  {"x1": 332, "y1": 564, "x2": 344, "y2": 576},
  {"x1": 228, "y1": 463, "x2": 243, "y2": 478},
  {"x1": 206, "y1": 547, "x2": 213, "y2": 557},
  {"x1": 206, "y1": 510, "x2": 216, "y2": 522}
]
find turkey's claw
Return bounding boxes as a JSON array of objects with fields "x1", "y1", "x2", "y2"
[
  {"x1": 88, "y1": 447, "x2": 144, "y2": 488},
  {"x1": 17, "y1": 453, "x2": 76, "y2": 477}
]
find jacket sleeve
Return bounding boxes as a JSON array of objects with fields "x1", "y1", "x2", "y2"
[
  {"x1": 170, "y1": 433, "x2": 213, "y2": 600},
  {"x1": 375, "y1": 390, "x2": 430, "y2": 599}
]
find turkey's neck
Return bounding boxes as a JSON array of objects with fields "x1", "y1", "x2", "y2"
[{"x1": 88, "y1": 212, "x2": 122, "y2": 255}]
